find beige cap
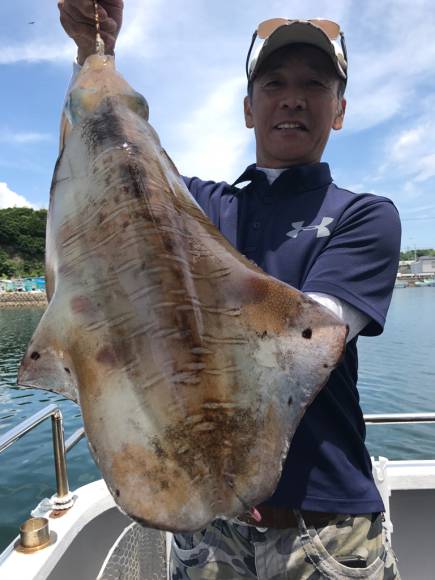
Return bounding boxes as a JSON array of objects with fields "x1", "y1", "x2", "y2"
[{"x1": 247, "y1": 19, "x2": 348, "y2": 83}]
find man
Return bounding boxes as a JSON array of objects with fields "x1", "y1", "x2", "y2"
[{"x1": 59, "y1": 2, "x2": 401, "y2": 578}]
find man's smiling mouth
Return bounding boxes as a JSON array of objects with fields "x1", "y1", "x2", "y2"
[{"x1": 275, "y1": 122, "x2": 308, "y2": 131}]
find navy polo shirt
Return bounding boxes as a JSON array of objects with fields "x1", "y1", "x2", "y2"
[{"x1": 183, "y1": 163, "x2": 401, "y2": 514}]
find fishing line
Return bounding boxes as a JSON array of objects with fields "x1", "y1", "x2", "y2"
[{"x1": 93, "y1": 0, "x2": 105, "y2": 55}]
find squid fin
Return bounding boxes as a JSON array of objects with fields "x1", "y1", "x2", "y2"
[{"x1": 17, "y1": 302, "x2": 78, "y2": 403}]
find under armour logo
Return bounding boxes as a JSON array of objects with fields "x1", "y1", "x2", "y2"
[{"x1": 286, "y1": 217, "x2": 334, "y2": 239}]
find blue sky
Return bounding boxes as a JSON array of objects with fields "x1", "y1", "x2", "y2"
[{"x1": 1, "y1": 0, "x2": 434, "y2": 251}]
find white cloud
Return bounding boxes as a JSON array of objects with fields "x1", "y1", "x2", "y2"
[
  {"x1": 391, "y1": 127, "x2": 425, "y2": 159},
  {"x1": 335, "y1": 0, "x2": 435, "y2": 133},
  {"x1": 0, "y1": 41, "x2": 74, "y2": 65},
  {"x1": 401, "y1": 203, "x2": 435, "y2": 215},
  {"x1": 117, "y1": 0, "x2": 163, "y2": 55},
  {"x1": 381, "y1": 116, "x2": 435, "y2": 184},
  {"x1": 414, "y1": 154, "x2": 435, "y2": 183},
  {"x1": 0, "y1": 183, "x2": 34, "y2": 209},
  {"x1": 0, "y1": 131, "x2": 52, "y2": 145},
  {"x1": 0, "y1": 0, "x2": 74, "y2": 64},
  {"x1": 344, "y1": 82, "x2": 409, "y2": 133},
  {"x1": 168, "y1": 76, "x2": 251, "y2": 182}
]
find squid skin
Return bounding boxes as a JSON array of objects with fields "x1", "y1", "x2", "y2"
[{"x1": 18, "y1": 54, "x2": 347, "y2": 532}]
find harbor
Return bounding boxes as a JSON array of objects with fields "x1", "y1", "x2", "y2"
[
  {"x1": 395, "y1": 255, "x2": 435, "y2": 287},
  {"x1": 395, "y1": 276, "x2": 435, "y2": 288},
  {"x1": 0, "y1": 278, "x2": 47, "y2": 308}
]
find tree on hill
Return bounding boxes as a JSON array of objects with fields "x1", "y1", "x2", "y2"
[
  {"x1": 400, "y1": 248, "x2": 435, "y2": 261},
  {"x1": 0, "y1": 207, "x2": 47, "y2": 278}
]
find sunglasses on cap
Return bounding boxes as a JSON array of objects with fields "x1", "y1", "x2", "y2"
[{"x1": 246, "y1": 18, "x2": 348, "y2": 81}]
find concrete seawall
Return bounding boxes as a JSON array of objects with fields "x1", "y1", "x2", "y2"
[{"x1": 0, "y1": 292, "x2": 47, "y2": 308}]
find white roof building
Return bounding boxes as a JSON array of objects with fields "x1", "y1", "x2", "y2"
[{"x1": 410, "y1": 256, "x2": 435, "y2": 275}]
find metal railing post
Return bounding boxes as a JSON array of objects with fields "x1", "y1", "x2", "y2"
[
  {"x1": 0, "y1": 404, "x2": 75, "y2": 510},
  {"x1": 51, "y1": 409, "x2": 70, "y2": 502}
]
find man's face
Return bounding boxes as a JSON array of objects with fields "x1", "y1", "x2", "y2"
[{"x1": 244, "y1": 44, "x2": 346, "y2": 168}]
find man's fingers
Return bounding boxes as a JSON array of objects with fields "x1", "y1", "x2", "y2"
[
  {"x1": 102, "y1": 1, "x2": 123, "y2": 29},
  {"x1": 98, "y1": 11, "x2": 118, "y2": 36},
  {"x1": 101, "y1": 0, "x2": 124, "y2": 19},
  {"x1": 58, "y1": 0, "x2": 123, "y2": 63},
  {"x1": 60, "y1": 3, "x2": 100, "y2": 25},
  {"x1": 60, "y1": 3, "x2": 117, "y2": 36},
  {"x1": 60, "y1": 1, "x2": 123, "y2": 28},
  {"x1": 103, "y1": 0, "x2": 124, "y2": 7},
  {"x1": 58, "y1": 0, "x2": 94, "y2": 21}
]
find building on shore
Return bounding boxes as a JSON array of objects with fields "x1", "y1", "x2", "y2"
[
  {"x1": 0, "y1": 280, "x2": 12, "y2": 292},
  {"x1": 0, "y1": 277, "x2": 45, "y2": 292},
  {"x1": 410, "y1": 256, "x2": 435, "y2": 275},
  {"x1": 398, "y1": 260, "x2": 414, "y2": 276}
]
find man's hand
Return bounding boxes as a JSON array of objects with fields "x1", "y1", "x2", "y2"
[{"x1": 58, "y1": 0, "x2": 123, "y2": 65}]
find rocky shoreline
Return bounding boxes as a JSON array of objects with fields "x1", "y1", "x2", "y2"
[{"x1": 0, "y1": 292, "x2": 47, "y2": 308}]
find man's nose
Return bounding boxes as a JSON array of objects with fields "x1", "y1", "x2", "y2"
[{"x1": 279, "y1": 92, "x2": 306, "y2": 111}]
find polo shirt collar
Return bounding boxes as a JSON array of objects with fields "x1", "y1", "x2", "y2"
[{"x1": 232, "y1": 162, "x2": 332, "y2": 193}]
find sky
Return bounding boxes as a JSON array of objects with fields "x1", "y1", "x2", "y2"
[{"x1": 0, "y1": 0, "x2": 434, "y2": 251}]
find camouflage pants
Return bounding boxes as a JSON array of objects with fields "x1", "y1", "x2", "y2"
[{"x1": 170, "y1": 511, "x2": 400, "y2": 579}]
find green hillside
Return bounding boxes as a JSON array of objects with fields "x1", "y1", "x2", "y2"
[{"x1": 0, "y1": 207, "x2": 47, "y2": 278}]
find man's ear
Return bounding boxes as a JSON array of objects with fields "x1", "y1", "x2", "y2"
[
  {"x1": 244, "y1": 96, "x2": 254, "y2": 129},
  {"x1": 332, "y1": 97, "x2": 346, "y2": 131}
]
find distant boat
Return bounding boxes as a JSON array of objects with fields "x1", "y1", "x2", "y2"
[
  {"x1": 394, "y1": 281, "x2": 408, "y2": 288},
  {"x1": 415, "y1": 279, "x2": 435, "y2": 287}
]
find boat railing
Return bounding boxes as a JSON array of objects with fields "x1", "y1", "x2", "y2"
[
  {"x1": 65, "y1": 425, "x2": 86, "y2": 452},
  {"x1": 0, "y1": 404, "x2": 84, "y2": 509},
  {"x1": 364, "y1": 413, "x2": 435, "y2": 424}
]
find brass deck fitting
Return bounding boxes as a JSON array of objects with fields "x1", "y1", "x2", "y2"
[{"x1": 17, "y1": 517, "x2": 52, "y2": 552}]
